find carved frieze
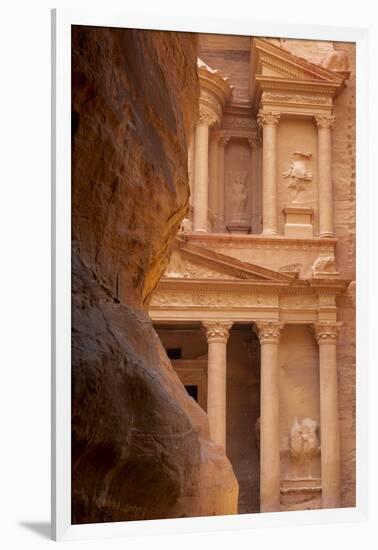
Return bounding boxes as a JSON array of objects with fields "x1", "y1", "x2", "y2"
[
  {"x1": 262, "y1": 92, "x2": 331, "y2": 105},
  {"x1": 150, "y1": 291, "x2": 277, "y2": 308},
  {"x1": 222, "y1": 116, "x2": 257, "y2": 130}
]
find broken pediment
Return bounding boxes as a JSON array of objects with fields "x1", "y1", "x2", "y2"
[{"x1": 163, "y1": 239, "x2": 294, "y2": 283}]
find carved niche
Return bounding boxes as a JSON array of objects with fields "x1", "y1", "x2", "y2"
[
  {"x1": 230, "y1": 170, "x2": 248, "y2": 217},
  {"x1": 225, "y1": 139, "x2": 251, "y2": 226},
  {"x1": 283, "y1": 151, "x2": 313, "y2": 201}
]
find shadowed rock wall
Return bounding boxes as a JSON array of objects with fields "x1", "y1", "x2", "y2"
[{"x1": 71, "y1": 26, "x2": 238, "y2": 523}]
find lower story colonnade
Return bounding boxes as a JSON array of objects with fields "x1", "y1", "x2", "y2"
[
  {"x1": 157, "y1": 318, "x2": 342, "y2": 513},
  {"x1": 149, "y1": 235, "x2": 349, "y2": 513}
]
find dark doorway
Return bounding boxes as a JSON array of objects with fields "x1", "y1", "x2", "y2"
[
  {"x1": 185, "y1": 384, "x2": 199, "y2": 402},
  {"x1": 226, "y1": 324, "x2": 260, "y2": 514},
  {"x1": 166, "y1": 347, "x2": 182, "y2": 359}
]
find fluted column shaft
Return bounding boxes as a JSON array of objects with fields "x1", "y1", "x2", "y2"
[
  {"x1": 255, "y1": 321, "x2": 284, "y2": 512},
  {"x1": 203, "y1": 321, "x2": 232, "y2": 449},
  {"x1": 258, "y1": 111, "x2": 280, "y2": 235},
  {"x1": 316, "y1": 115, "x2": 335, "y2": 237},
  {"x1": 313, "y1": 321, "x2": 342, "y2": 508}
]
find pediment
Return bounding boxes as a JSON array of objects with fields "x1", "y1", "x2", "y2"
[
  {"x1": 163, "y1": 240, "x2": 294, "y2": 283},
  {"x1": 250, "y1": 38, "x2": 346, "y2": 110}
]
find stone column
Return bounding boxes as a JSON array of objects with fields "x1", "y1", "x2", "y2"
[
  {"x1": 193, "y1": 110, "x2": 217, "y2": 233},
  {"x1": 248, "y1": 134, "x2": 261, "y2": 234},
  {"x1": 254, "y1": 321, "x2": 284, "y2": 512},
  {"x1": 202, "y1": 321, "x2": 233, "y2": 449},
  {"x1": 217, "y1": 136, "x2": 229, "y2": 232},
  {"x1": 209, "y1": 134, "x2": 219, "y2": 231},
  {"x1": 257, "y1": 111, "x2": 280, "y2": 235},
  {"x1": 188, "y1": 129, "x2": 195, "y2": 212},
  {"x1": 315, "y1": 115, "x2": 335, "y2": 238},
  {"x1": 313, "y1": 321, "x2": 343, "y2": 508}
]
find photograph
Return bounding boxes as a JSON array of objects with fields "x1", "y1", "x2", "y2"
[{"x1": 70, "y1": 25, "x2": 356, "y2": 524}]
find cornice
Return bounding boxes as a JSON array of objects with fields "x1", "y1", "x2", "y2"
[
  {"x1": 153, "y1": 278, "x2": 348, "y2": 296},
  {"x1": 179, "y1": 233, "x2": 337, "y2": 248}
]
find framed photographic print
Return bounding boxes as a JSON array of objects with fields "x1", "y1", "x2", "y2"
[{"x1": 51, "y1": 7, "x2": 369, "y2": 542}]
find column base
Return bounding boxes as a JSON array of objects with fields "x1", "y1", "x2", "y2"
[
  {"x1": 226, "y1": 223, "x2": 251, "y2": 234},
  {"x1": 262, "y1": 229, "x2": 279, "y2": 236},
  {"x1": 319, "y1": 232, "x2": 335, "y2": 238}
]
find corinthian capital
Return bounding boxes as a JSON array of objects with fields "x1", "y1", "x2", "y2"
[
  {"x1": 312, "y1": 321, "x2": 343, "y2": 344},
  {"x1": 315, "y1": 115, "x2": 336, "y2": 130},
  {"x1": 198, "y1": 106, "x2": 219, "y2": 127},
  {"x1": 254, "y1": 321, "x2": 284, "y2": 344},
  {"x1": 257, "y1": 110, "x2": 280, "y2": 128},
  {"x1": 202, "y1": 321, "x2": 233, "y2": 343}
]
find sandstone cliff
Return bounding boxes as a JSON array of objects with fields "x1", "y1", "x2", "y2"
[{"x1": 71, "y1": 26, "x2": 238, "y2": 523}]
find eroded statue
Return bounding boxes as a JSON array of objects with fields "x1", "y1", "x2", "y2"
[
  {"x1": 312, "y1": 255, "x2": 337, "y2": 276},
  {"x1": 229, "y1": 170, "x2": 248, "y2": 216},
  {"x1": 290, "y1": 417, "x2": 320, "y2": 463},
  {"x1": 283, "y1": 152, "x2": 312, "y2": 201}
]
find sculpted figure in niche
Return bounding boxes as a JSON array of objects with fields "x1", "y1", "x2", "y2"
[
  {"x1": 229, "y1": 170, "x2": 248, "y2": 217},
  {"x1": 283, "y1": 152, "x2": 312, "y2": 202},
  {"x1": 290, "y1": 417, "x2": 320, "y2": 463}
]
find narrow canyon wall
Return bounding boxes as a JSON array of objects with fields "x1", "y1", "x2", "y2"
[{"x1": 71, "y1": 26, "x2": 238, "y2": 523}]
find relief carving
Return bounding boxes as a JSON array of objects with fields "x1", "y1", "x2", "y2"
[
  {"x1": 229, "y1": 170, "x2": 248, "y2": 217},
  {"x1": 311, "y1": 254, "x2": 337, "y2": 276},
  {"x1": 151, "y1": 291, "x2": 276, "y2": 308},
  {"x1": 283, "y1": 152, "x2": 312, "y2": 201},
  {"x1": 262, "y1": 92, "x2": 330, "y2": 105},
  {"x1": 289, "y1": 417, "x2": 320, "y2": 463},
  {"x1": 222, "y1": 116, "x2": 256, "y2": 130}
]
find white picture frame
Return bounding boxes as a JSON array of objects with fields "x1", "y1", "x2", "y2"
[{"x1": 51, "y1": 7, "x2": 369, "y2": 542}]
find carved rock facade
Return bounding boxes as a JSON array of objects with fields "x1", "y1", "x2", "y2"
[{"x1": 150, "y1": 34, "x2": 355, "y2": 514}]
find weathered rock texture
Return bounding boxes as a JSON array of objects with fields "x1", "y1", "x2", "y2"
[{"x1": 71, "y1": 26, "x2": 238, "y2": 523}]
